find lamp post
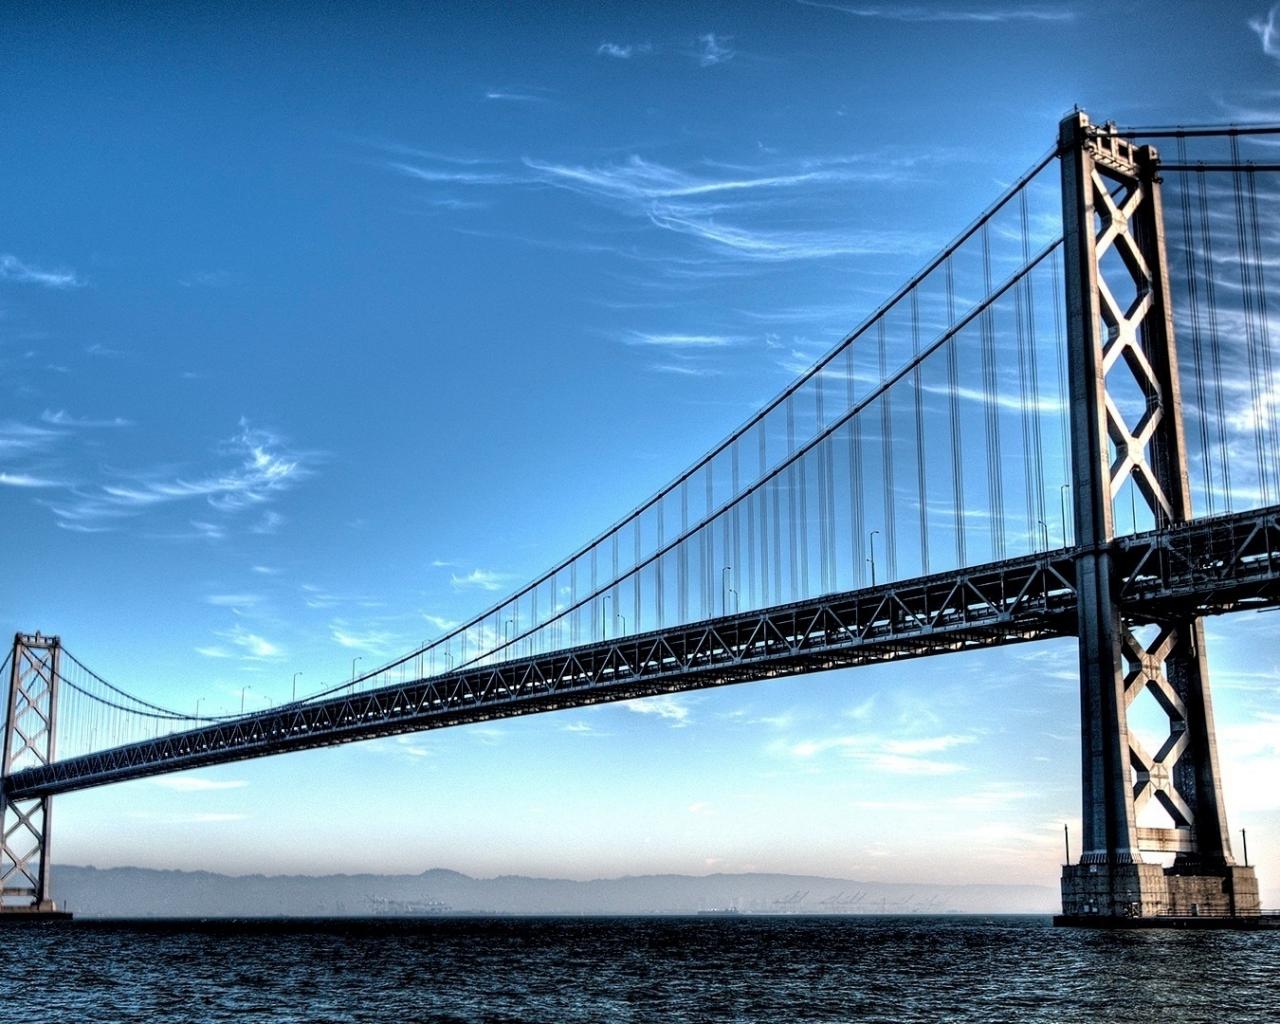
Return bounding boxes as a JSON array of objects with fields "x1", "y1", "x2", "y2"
[
  {"x1": 602, "y1": 595, "x2": 611, "y2": 640},
  {"x1": 194, "y1": 697, "x2": 203, "y2": 719},
  {"x1": 1037, "y1": 518, "x2": 1050, "y2": 552},
  {"x1": 292, "y1": 672, "x2": 302, "y2": 703},
  {"x1": 1059, "y1": 483, "x2": 1071, "y2": 546},
  {"x1": 721, "y1": 566, "x2": 733, "y2": 616},
  {"x1": 351, "y1": 656, "x2": 362, "y2": 693},
  {"x1": 868, "y1": 530, "x2": 880, "y2": 587},
  {"x1": 240, "y1": 686, "x2": 250, "y2": 714}
]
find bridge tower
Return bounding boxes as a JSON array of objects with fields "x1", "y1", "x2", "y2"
[
  {"x1": 1057, "y1": 112, "x2": 1260, "y2": 922},
  {"x1": 1, "y1": 633, "x2": 67, "y2": 918}
]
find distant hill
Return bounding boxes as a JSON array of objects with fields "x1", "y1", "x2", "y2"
[{"x1": 51, "y1": 865, "x2": 1056, "y2": 918}]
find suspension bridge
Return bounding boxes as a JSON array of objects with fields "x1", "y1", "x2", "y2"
[{"x1": 5, "y1": 111, "x2": 1280, "y2": 926}]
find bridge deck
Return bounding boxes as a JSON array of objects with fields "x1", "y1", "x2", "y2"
[{"x1": 6, "y1": 506, "x2": 1279, "y2": 799}]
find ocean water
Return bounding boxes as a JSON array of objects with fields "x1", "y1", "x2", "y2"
[{"x1": 2, "y1": 915, "x2": 1277, "y2": 1023}]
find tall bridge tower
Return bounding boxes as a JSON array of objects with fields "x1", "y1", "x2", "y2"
[
  {"x1": 1, "y1": 633, "x2": 64, "y2": 917},
  {"x1": 1057, "y1": 112, "x2": 1259, "y2": 920}
]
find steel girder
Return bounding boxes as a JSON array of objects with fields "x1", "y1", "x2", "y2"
[{"x1": 7, "y1": 505, "x2": 1280, "y2": 800}]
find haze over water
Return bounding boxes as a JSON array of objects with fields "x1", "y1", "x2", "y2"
[{"x1": 3, "y1": 917, "x2": 1277, "y2": 1023}]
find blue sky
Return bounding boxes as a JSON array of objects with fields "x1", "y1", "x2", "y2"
[{"x1": 3, "y1": 1, "x2": 1279, "y2": 903}]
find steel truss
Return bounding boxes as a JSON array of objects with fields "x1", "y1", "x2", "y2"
[{"x1": 8, "y1": 505, "x2": 1280, "y2": 801}]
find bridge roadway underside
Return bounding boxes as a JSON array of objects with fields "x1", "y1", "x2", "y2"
[{"x1": 8, "y1": 506, "x2": 1280, "y2": 800}]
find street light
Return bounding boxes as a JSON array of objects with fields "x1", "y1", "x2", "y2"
[
  {"x1": 240, "y1": 686, "x2": 250, "y2": 715},
  {"x1": 1037, "y1": 518, "x2": 1050, "y2": 551},
  {"x1": 721, "y1": 566, "x2": 734, "y2": 616},
  {"x1": 1059, "y1": 483, "x2": 1071, "y2": 546},
  {"x1": 868, "y1": 530, "x2": 880, "y2": 586},
  {"x1": 292, "y1": 672, "x2": 302, "y2": 703},
  {"x1": 351, "y1": 656, "x2": 362, "y2": 693},
  {"x1": 194, "y1": 697, "x2": 203, "y2": 719}
]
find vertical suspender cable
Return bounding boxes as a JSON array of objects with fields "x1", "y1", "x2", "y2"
[
  {"x1": 1175, "y1": 144, "x2": 1213, "y2": 514},
  {"x1": 1195, "y1": 172, "x2": 1232, "y2": 510},
  {"x1": 980, "y1": 222, "x2": 1005, "y2": 558},
  {"x1": 946, "y1": 258, "x2": 966, "y2": 565},
  {"x1": 1020, "y1": 190, "x2": 1046, "y2": 546},
  {"x1": 850, "y1": 357, "x2": 866, "y2": 586},
  {"x1": 787, "y1": 396, "x2": 799, "y2": 600},
  {"x1": 1050, "y1": 246, "x2": 1070, "y2": 542},
  {"x1": 879, "y1": 319, "x2": 897, "y2": 579},
  {"x1": 912, "y1": 288, "x2": 929, "y2": 573},
  {"x1": 1230, "y1": 138, "x2": 1270, "y2": 504},
  {"x1": 1245, "y1": 168, "x2": 1280, "y2": 492}
]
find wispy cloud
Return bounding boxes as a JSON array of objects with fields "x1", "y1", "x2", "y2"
[
  {"x1": 484, "y1": 87, "x2": 550, "y2": 103},
  {"x1": 388, "y1": 162, "x2": 522, "y2": 187},
  {"x1": 330, "y1": 622, "x2": 401, "y2": 655},
  {"x1": 621, "y1": 694, "x2": 692, "y2": 726},
  {"x1": 149, "y1": 777, "x2": 248, "y2": 792},
  {"x1": 450, "y1": 568, "x2": 515, "y2": 592},
  {"x1": 0, "y1": 421, "x2": 62, "y2": 454},
  {"x1": 1253, "y1": 5, "x2": 1280, "y2": 61},
  {"x1": 0, "y1": 253, "x2": 82, "y2": 288},
  {"x1": 206, "y1": 593, "x2": 262, "y2": 608},
  {"x1": 786, "y1": 731, "x2": 976, "y2": 774},
  {"x1": 624, "y1": 332, "x2": 738, "y2": 348},
  {"x1": 795, "y1": 1, "x2": 1076, "y2": 22},
  {"x1": 651, "y1": 363, "x2": 724, "y2": 377},
  {"x1": 219, "y1": 624, "x2": 282, "y2": 660},
  {"x1": 190, "y1": 520, "x2": 226, "y2": 541},
  {"x1": 646, "y1": 209, "x2": 927, "y2": 262},
  {"x1": 43, "y1": 419, "x2": 312, "y2": 534},
  {"x1": 597, "y1": 41, "x2": 653, "y2": 59},
  {"x1": 522, "y1": 154, "x2": 860, "y2": 201},
  {"x1": 250, "y1": 509, "x2": 285, "y2": 534},
  {"x1": 299, "y1": 583, "x2": 382, "y2": 611},
  {"x1": 0, "y1": 471, "x2": 63, "y2": 488},
  {"x1": 388, "y1": 145, "x2": 928, "y2": 267},
  {"x1": 562, "y1": 720, "x2": 603, "y2": 735},
  {"x1": 694, "y1": 33, "x2": 735, "y2": 66},
  {"x1": 918, "y1": 380, "x2": 1066, "y2": 414},
  {"x1": 424, "y1": 613, "x2": 460, "y2": 631},
  {"x1": 40, "y1": 409, "x2": 132, "y2": 428}
]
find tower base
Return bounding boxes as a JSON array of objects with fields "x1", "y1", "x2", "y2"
[
  {"x1": 1058, "y1": 862, "x2": 1260, "y2": 925},
  {"x1": 0, "y1": 901, "x2": 72, "y2": 924}
]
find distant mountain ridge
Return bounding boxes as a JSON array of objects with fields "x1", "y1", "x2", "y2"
[{"x1": 52, "y1": 865, "x2": 1056, "y2": 917}]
